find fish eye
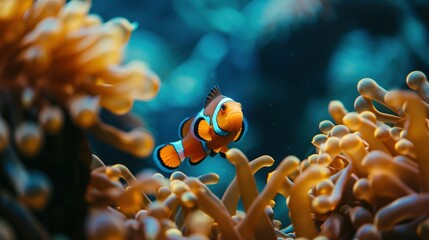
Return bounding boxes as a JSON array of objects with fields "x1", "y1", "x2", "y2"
[{"x1": 221, "y1": 104, "x2": 226, "y2": 111}]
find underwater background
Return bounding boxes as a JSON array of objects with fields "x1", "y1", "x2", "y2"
[
  {"x1": 2, "y1": 0, "x2": 429, "y2": 239},
  {"x1": 87, "y1": 0, "x2": 429, "y2": 225}
]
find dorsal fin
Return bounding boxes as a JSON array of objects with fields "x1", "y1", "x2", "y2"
[{"x1": 205, "y1": 85, "x2": 222, "y2": 108}]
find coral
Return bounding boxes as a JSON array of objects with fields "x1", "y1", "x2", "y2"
[
  {"x1": 0, "y1": 0, "x2": 159, "y2": 238},
  {"x1": 1, "y1": 1, "x2": 429, "y2": 239},
  {"x1": 0, "y1": 0, "x2": 161, "y2": 168},
  {"x1": 84, "y1": 149, "x2": 297, "y2": 240},
  {"x1": 0, "y1": 0, "x2": 159, "y2": 157},
  {"x1": 83, "y1": 70, "x2": 429, "y2": 240},
  {"x1": 294, "y1": 70, "x2": 429, "y2": 239}
]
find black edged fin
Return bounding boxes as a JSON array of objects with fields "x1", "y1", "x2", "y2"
[
  {"x1": 204, "y1": 85, "x2": 222, "y2": 108},
  {"x1": 212, "y1": 148, "x2": 221, "y2": 153},
  {"x1": 193, "y1": 117, "x2": 213, "y2": 142},
  {"x1": 219, "y1": 152, "x2": 226, "y2": 158},
  {"x1": 188, "y1": 142, "x2": 208, "y2": 166},
  {"x1": 209, "y1": 150, "x2": 217, "y2": 157},
  {"x1": 234, "y1": 118, "x2": 247, "y2": 142},
  {"x1": 153, "y1": 144, "x2": 181, "y2": 172},
  {"x1": 189, "y1": 151, "x2": 207, "y2": 165},
  {"x1": 178, "y1": 116, "x2": 194, "y2": 139}
]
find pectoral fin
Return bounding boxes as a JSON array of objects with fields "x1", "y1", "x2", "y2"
[
  {"x1": 233, "y1": 118, "x2": 247, "y2": 142},
  {"x1": 194, "y1": 117, "x2": 213, "y2": 142}
]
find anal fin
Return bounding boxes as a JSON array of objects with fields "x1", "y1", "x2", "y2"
[
  {"x1": 189, "y1": 154, "x2": 207, "y2": 165},
  {"x1": 209, "y1": 150, "x2": 216, "y2": 157},
  {"x1": 220, "y1": 146, "x2": 228, "y2": 153}
]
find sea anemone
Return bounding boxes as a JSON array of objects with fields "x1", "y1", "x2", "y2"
[
  {"x1": 1, "y1": 1, "x2": 429, "y2": 239},
  {"x1": 84, "y1": 149, "x2": 299, "y2": 240},
  {"x1": 291, "y1": 70, "x2": 429, "y2": 239},
  {"x1": 82, "y1": 70, "x2": 429, "y2": 239},
  {"x1": 0, "y1": 0, "x2": 159, "y2": 238},
  {"x1": 0, "y1": 0, "x2": 160, "y2": 158}
]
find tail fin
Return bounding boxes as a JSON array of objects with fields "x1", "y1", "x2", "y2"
[{"x1": 153, "y1": 141, "x2": 185, "y2": 172}]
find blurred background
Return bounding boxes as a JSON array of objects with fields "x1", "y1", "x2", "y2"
[{"x1": 88, "y1": 0, "x2": 429, "y2": 224}]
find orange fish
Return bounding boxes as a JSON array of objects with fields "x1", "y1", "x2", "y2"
[{"x1": 153, "y1": 85, "x2": 247, "y2": 171}]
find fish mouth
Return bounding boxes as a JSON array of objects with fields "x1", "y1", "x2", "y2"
[{"x1": 227, "y1": 112, "x2": 243, "y2": 124}]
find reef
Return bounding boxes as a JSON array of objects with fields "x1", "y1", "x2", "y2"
[
  {"x1": 77, "y1": 72, "x2": 429, "y2": 240},
  {"x1": 288, "y1": 70, "x2": 429, "y2": 240},
  {"x1": 0, "y1": 0, "x2": 158, "y2": 239},
  {"x1": 1, "y1": 0, "x2": 429, "y2": 240}
]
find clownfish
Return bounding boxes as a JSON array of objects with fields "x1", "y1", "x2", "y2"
[{"x1": 153, "y1": 85, "x2": 247, "y2": 172}]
